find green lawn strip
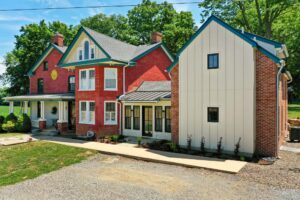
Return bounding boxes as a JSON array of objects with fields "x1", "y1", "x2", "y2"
[
  {"x1": 288, "y1": 102, "x2": 300, "y2": 119},
  {"x1": 0, "y1": 133, "x2": 26, "y2": 138},
  {"x1": 0, "y1": 141, "x2": 96, "y2": 186},
  {"x1": 0, "y1": 106, "x2": 30, "y2": 117}
]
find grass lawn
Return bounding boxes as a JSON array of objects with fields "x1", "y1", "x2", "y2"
[
  {"x1": 0, "y1": 133, "x2": 26, "y2": 138},
  {"x1": 0, "y1": 141, "x2": 96, "y2": 186},
  {"x1": 0, "y1": 105, "x2": 27, "y2": 117},
  {"x1": 288, "y1": 102, "x2": 300, "y2": 119}
]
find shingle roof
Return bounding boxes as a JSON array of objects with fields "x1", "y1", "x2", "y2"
[
  {"x1": 83, "y1": 27, "x2": 165, "y2": 62},
  {"x1": 53, "y1": 44, "x2": 68, "y2": 53},
  {"x1": 119, "y1": 81, "x2": 171, "y2": 102}
]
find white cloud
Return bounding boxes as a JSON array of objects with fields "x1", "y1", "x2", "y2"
[
  {"x1": 0, "y1": 15, "x2": 35, "y2": 22},
  {"x1": 31, "y1": 0, "x2": 72, "y2": 7}
]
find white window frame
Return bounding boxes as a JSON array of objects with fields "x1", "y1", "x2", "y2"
[
  {"x1": 104, "y1": 101, "x2": 117, "y2": 125},
  {"x1": 79, "y1": 101, "x2": 95, "y2": 125},
  {"x1": 104, "y1": 68, "x2": 118, "y2": 91},
  {"x1": 79, "y1": 68, "x2": 95, "y2": 91},
  {"x1": 90, "y1": 46, "x2": 95, "y2": 59},
  {"x1": 78, "y1": 48, "x2": 83, "y2": 61}
]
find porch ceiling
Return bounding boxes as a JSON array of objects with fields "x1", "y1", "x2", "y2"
[{"x1": 3, "y1": 93, "x2": 75, "y2": 101}]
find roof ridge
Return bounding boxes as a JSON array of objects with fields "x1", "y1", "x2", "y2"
[{"x1": 82, "y1": 26, "x2": 137, "y2": 48}]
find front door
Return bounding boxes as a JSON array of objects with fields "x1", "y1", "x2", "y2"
[{"x1": 142, "y1": 106, "x2": 153, "y2": 137}]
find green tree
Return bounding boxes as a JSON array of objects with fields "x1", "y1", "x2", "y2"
[
  {"x1": 199, "y1": 0, "x2": 296, "y2": 38},
  {"x1": 80, "y1": 14, "x2": 138, "y2": 45},
  {"x1": 2, "y1": 21, "x2": 76, "y2": 96},
  {"x1": 0, "y1": 87, "x2": 8, "y2": 105}
]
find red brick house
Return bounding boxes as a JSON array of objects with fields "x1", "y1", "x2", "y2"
[
  {"x1": 5, "y1": 27, "x2": 174, "y2": 140},
  {"x1": 167, "y1": 15, "x2": 291, "y2": 157}
]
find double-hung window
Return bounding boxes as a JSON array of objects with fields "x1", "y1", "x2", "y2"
[
  {"x1": 133, "y1": 106, "x2": 140, "y2": 130},
  {"x1": 79, "y1": 50, "x2": 83, "y2": 61},
  {"x1": 79, "y1": 69, "x2": 95, "y2": 90},
  {"x1": 80, "y1": 101, "x2": 95, "y2": 124},
  {"x1": 155, "y1": 106, "x2": 163, "y2": 132},
  {"x1": 104, "y1": 102, "x2": 117, "y2": 125},
  {"x1": 104, "y1": 68, "x2": 117, "y2": 91},
  {"x1": 125, "y1": 106, "x2": 131, "y2": 129},
  {"x1": 165, "y1": 106, "x2": 171, "y2": 133},
  {"x1": 91, "y1": 47, "x2": 95, "y2": 59},
  {"x1": 37, "y1": 79, "x2": 44, "y2": 94},
  {"x1": 68, "y1": 76, "x2": 75, "y2": 92}
]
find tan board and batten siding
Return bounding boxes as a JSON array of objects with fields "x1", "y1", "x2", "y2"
[{"x1": 179, "y1": 21, "x2": 255, "y2": 154}]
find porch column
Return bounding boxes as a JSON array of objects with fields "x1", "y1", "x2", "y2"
[
  {"x1": 9, "y1": 101, "x2": 14, "y2": 114},
  {"x1": 23, "y1": 101, "x2": 28, "y2": 114},
  {"x1": 38, "y1": 101, "x2": 46, "y2": 130},
  {"x1": 57, "y1": 101, "x2": 68, "y2": 135},
  {"x1": 58, "y1": 101, "x2": 64, "y2": 122}
]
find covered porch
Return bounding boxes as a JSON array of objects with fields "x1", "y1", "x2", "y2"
[
  {"x1": 119, "y1": 81, "x2": 172, "y2": 140},
  {"x1": 4, "y1": 94, "x2": 75, "y2": 134}
]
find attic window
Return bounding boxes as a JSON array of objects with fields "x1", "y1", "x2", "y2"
[
  {"x1": 84, "y1": 41, "x2": 90, "y2": 60},
  {"x1": 43, "y1": 61, "x2": 48, "y2": 71},
  {"x1": 91, "y1": 47, "x2": 95, "y2": 59},
  {"x1": 79, "y1": 50, "x2": 83, "y2": 60},
  {"x1": 208, "y1": 53, "x2": 219, "y2": 69}
]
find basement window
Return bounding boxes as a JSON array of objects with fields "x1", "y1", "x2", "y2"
[{"x1": 208, "y1": 107, "x2": 219, "y2": 123}]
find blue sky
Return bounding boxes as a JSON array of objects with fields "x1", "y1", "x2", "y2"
[{"x1": 0, "y1": 0, "x2": 202, "y2": 75}]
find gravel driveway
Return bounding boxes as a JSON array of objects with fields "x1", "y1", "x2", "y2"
[{"x1": 0, "y1": 153, "x2": 299, "y2": 200}]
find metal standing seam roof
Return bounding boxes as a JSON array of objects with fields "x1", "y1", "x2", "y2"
[
  {"x1": 3, "y1": 93, "x2": 75, "y2": 101},
  {"x1": 119, "y1": 81, "x2": 171, "y2": 102}
]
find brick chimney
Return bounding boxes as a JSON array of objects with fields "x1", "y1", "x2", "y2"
[
  {"x1": 151, "y1": 32, "x2": 162, "y2": 43},
  {"x1": 52, "y1": 33, "x2": 64, "y2": 47}
]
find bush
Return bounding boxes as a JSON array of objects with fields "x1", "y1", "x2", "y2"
[
  {"x1": 0, "y1": 116, "x2": 5, "y2": 133},
  {"x1": 5, "y1": 113, "x2": 17, "y2": 123},
  {"x1": 111, "y1": 135, "x2": 119, "y2": 143},
  {"x1": 2, "y1": 121, "x2": 16, "y2": 132},
  {"x1": 16, "y1": 114, "x2": 32, "y2": 133}
]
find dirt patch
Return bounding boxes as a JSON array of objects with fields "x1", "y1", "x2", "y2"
[{"x1": 97, "y1": 167, "x2": 190, "y2": 194}]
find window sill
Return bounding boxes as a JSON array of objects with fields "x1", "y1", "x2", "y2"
[
  {"x1": 104, "y1": 122, "x2": 118, "y2": 125},
  {"x1": 78, "y1": 89, "x2": 95, "y2": 92},
  {"x1": 104, "y1": 88, "x2": 118, "y2": 91},
  {"x1": 79, "y1": 121, "x2": 95, "y2": 125}
]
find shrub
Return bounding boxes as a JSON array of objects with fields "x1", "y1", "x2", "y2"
[
  {"x1": 200, "y1": 136, "x2": 206, "y2": 153},
  {"x1": 16, "y1": 114, "x2": 32, "y2": 133},
  {"x1": 111, "y1": 135, "x2": 119, "y2": 143},
  {"x1": 137, "y1": 136, "x2": 142, "y2": 146},
  {"x1": 2, "y1": 121, "x2": 16, "y2": 132},
  {"x1": 234, "y1": 137, "x2": 242, "y2": 157},
  {"x1": 0, "y1": 116, "x2": 5, "y2": 133},
  {"x1": 187, "y1": 135, "x2": 192, "y2": 151},
  {"x1": 5, "y1": 113, "x2": 17, "y2": 123},
  {"x1": 217, "y1": 137, "x2": 223, "y2": 155}
]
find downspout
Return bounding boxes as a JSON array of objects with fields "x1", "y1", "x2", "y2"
[
  {"x1": 119, "y1": 63, "x2": 130, "y2": 135},
  {"x1": 276, "y1": 60, "x2": 285, "y2": 157}
]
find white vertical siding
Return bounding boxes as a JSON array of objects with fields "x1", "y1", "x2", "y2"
[{"x1": 178, "y1": 21, "x2": 255, "y2": 154}]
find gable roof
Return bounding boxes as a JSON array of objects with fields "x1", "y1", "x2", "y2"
[
  {"x1": 28, "y1": 43, "x2": 67, "y2": 76},
  {"x1": 167, "y1": 15, "x2": 286, "y2": 72},
  {"x1": 59, "y1": 26, "x2": 174, "y2": 67}
]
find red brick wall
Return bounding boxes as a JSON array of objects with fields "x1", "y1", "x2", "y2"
[
  {"x1": 171, "y1": 64, "x2": 179, "y2": 144},
  {"x1": 30, "y1": 48, "x2": 75, "y2": 94},
  {"x1": 255, "y1": 50, "x2": 288, "y2": 157},
  {"x1": 75, "y1": 66, "x2": 123, "y2": 138},
  {"x1": 75, "y1": 47, "x2": 171, "y2": 138},
  {"x1": 126, "y1": 47, "x2": 171, "y2": 92}
]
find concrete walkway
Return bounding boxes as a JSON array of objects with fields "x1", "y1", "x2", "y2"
[
  {"x1": 36, "y1": 136, "x2": 247, "y2": 173},
  {"x1": 280, "y1": 145, "x2": 300, "y2": 153}
]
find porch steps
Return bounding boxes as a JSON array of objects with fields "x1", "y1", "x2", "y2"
[{"x1": 31, "y1": 128, "x2": 58, "y2": 136}]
